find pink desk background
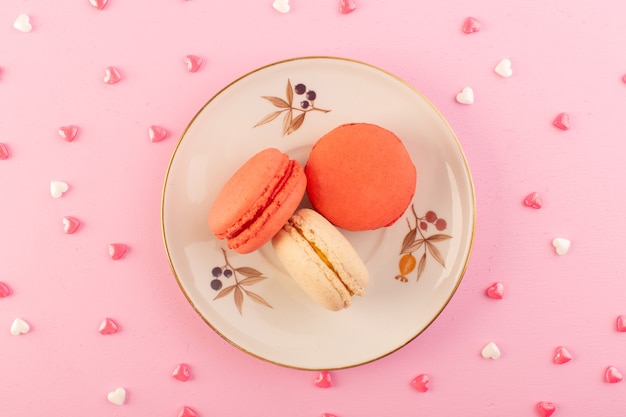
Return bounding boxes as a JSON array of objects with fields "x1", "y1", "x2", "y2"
[{"x1": 2, "y1": 0, "x2": 626, "y2": 415}]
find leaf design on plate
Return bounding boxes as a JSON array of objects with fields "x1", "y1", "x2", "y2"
[
  {"x1": 214, "y1": 284, "x2": 237, "y2": 300},
  {"x1": 417, "y1": 252, "x2": 427, "y2": 280},
  {"x1": 239, "y1": 276, "x2": 268, "y2": 286},
  {"x1": 236, "y1": 267, "x2": 263, "y2": 277},
  {"x1": 287, "y1": 112, "x2": 306, "y2": 135},
  {"x1": 243, "y1": 289, "x2": 273, "y2": 308},
  {"x1": 234, "y1": 286, "x2": 244, "y2": 315},
  {"x1": 282, "y1": 109, "x2": 293, "y2": 136},
  {"x1": 426, "y1": 241, "x2": 446, "y2": 267},
  {"x1": 404, "y1": 238, "x2": 424, "y2": 254},
  {"x1": 286, "y1": 79, "x2": 293, "y2": 106},
  {"x1": 261, "y1": 96, "x2": 290, "y2": 109},
  {"x1": 254, "y1": 110, "x2": 283, "y2": 127},
  {"x1": 426, "y1": 234, "x2": 452, "y2": 242},
  {"x1": 400, "y1": 228, "x2": 417, "y2": 254}
]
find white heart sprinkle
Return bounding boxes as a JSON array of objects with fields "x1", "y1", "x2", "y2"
[
  {"x1": 552, "y1": 237, "x2": 571, "y2": 255},
  {"x1": 10, "y1": 318, "x2": 30, "y2": 335},
  {"x1": 107, "y1": 387, "x2": 126, "y2": 405},
  {"x1": 495, "y1": 59, "x2": 513, "y2": 77},
  {"x1": 50, "y1": 181, "x2": 69, "y2": 198},
  {"x1": 13, "y1": 14, "x2": 32, "y2": 33},
  {"x1": 481, "y1": 341, "x2": 501, "y2": 359},
  {"x1": 272, "y1": 0, "x2": 290, "y2": 13},
  {"x1": 455, "y1": 87, "x2": 474, "y2": 104}
]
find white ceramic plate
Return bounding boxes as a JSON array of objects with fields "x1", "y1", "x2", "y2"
[{"x1": 162, "y1": 56, "x2": 475, "y2": 370}]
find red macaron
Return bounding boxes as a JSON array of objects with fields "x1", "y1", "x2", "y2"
[
  {"x1": 208, "y1": 148, "x2": 306, "y2": 254},
  {"x1": 305, "y1": 123, "x2": 417, "y2": 231}
]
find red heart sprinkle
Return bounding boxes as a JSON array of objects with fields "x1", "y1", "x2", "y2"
[
  {"x1": 89, "y1": 0, "x2": 109, "y2": 10},
  {"x1": 62, "y1": 216, "x2": 81, "y2": 234},
  {"x1": 177, "y1": 406, "x2": 197, "y2": 417},
  {"x1": 486, "y1": 282, "x2": 504, "y2": 299},
  {"x1": 172, "y1": 363, "x2": 191, "y2": 382},
  {"x1": 338, "y1": 0, "x2": 357, "y2": 14},
  {"x1": 536, "y1": 401, "x2": 556, "y2": 417},
  {"x1": 616, "y1": 315, "x2": 626, "y2": 332},
  {"x1": 184, "y1": 55, "x2": 203, "y2": 73},
  {"x1": 109, "y1": 243, "x2": 127, "y2": 260},
  {"x1": 523, "y1": 192, "x2": 543, "y2": 209},
  {"x1": 605, "y1": 366, "x2": 623, "y2": 383},
  {"x1": 99, "y1": 318, "x2": 119, "y2": 335},
  {"x1": 553, "y1": 112, "x2": 570, "y2": 130},
  {"x1": 622, "y1": 74, "x2": 626, "y2": 84},
  {"x1": 462, "y1": 17, "x2": 481, "y2": 34},
  {"x1": 148, "y1": 125, "x2": 168, "y2": 142},
  {"x1": 553, "y1": 346, "x2": 572, "y2": 364},
  {"x1": 58, "y1": 125, "x2": 79, "y2": 142},
  {"x1": 322, "y1": 414, "x2": 338, "y2": 417},
  {"x1": 410, "y1": 373, "x2": 430, "y2": 392},
  {"x1": 314, "y1": 370, "x2": 333, "y2": 388},
  {"x1": 0, "y1": 143, "x2": 10, "y2": 160},
  {"x1": 0, "y1": 282, "x2": 12, "y2": 298},
  {"x1": 104, "y1": 66, "x2": 122, "y2": 84}
]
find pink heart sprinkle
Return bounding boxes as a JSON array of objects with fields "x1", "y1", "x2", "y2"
[
  {"x1": 553, "y1": 346, "x2": 572, "y2": 364},
  {"x1": 58, "y1": 125, "x2": 79, "y2": 142},
  {"x1": 523, "y1": 192, "x2": 543, "y2": 209},
  {"x1": 177, "y1": 406, "x2": 197, "y2": 417},
  {"x1": 553, "y1": 112, "x2": 570, "y2": 130},
  {"x1": 0, "y1": 282, "x2": 12, "y2": 298},
  {"x1": 104, "y1": 66, "x2": 122, "y2": 84},
  {"x1": 109, "y1": 243, "x2": 127, "y2": 260},
  {"x1": 462, "y1": 17, "x2": 481, "y2": 34},
  {"x1": 338, "y1": 0, "x2": 357, "y2": 14},
  {"x1": 0, "y1": 143, "x2": 10, "y2": 160},
  {"x1": 148, "y1": 125, "x2": 168, "y2": 142},
  {"x1": 184, "y1": 55, "x2": 203, "y2": 73},
  {"x1": 605, "y1": 366, "x2": 623, "y2": 383},
  {"x1": 616, "y1": 315, "x2": 626, "y2": 332},
  {"x1": 62, "y1": 216, "x2": 81, "y2": 234},
  {"x1": 622, "y1": 74, "x2": 626, "y2": 84},
  {"x1": 485, "y1": 282, "x2": 504, "y2": 299},
  {"x1": 172, "y1": 363, "x2": 191, "y2": 382},
  {"x1": 89, "y1": 0, "x2": 109, "y2": 10},
  {"x1": 314, "y1": 370, "x2": 333, "y2": 388},
  {"x1": 321, "y1": 414, "x2": 338, "y2": 417},
  {"x1": 99, "y1": 318, "x2": 119, "y2": 335},
  {"x1": 536, "y1": 401, "x2": 556, "y2": 417},
  {"x1": 410, "y1": 373, "x2": 430, "y2": 392}
]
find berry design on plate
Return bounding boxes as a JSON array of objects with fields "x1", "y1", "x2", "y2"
[
  {"x1": 395, "y1": 205, "x2": 451, "y2": 282},
  {"x1": 211, "y1": 249, "x2": 272, "y2": 315},
  {"x1": 254, "y1": 79, "x2": 330, "y2": 136}
]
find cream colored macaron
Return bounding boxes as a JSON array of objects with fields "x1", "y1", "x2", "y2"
[{"x1": 272, "y1": 208, "x2": 369, "y2": 311}]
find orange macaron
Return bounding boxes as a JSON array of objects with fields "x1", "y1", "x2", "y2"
[
  {"x1": 208, "y1": 148, "x2": 306, "y2": 254},
  {"x1": 305, "y1": 123, "x2": 417, "y2": 231}
]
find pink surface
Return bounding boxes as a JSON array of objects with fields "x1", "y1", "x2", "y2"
[{"x1": 2, "y1": 0, "x2": 626, "y2": 416}]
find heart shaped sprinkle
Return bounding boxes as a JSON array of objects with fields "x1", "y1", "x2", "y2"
[
  {"x1": 172, "y1": 363, "x2": 191, "y2": 381},
  {"x1": 148, "y1": 125, "x2": 168, "y2": 142},
  {"x1": 104, "y1": 66, "x2": 122, "y2": 84},
  {"x1": 321, "y1": 414, "x2": 338, "y2": 417},
  {"x1": 605, "y1": 366, "x2": 623, "y2": 383},
  {"x1": 523, "y1": 192, "x2": 543, "y2": 209},
  {"x1": 622, "y1": 74, "x2": 626, "y2": 84},
  {"x1": 184, "y1": 55, "x2": 203, "y2": 73},
  {"x1": 99, "y1": 318, "x2": 119, "y2": 335},
  {"x1": 481, "y1": 341, "x2": 501, "y2": 359},
  {"x1": 272, "y1": 0, "x2": 290, "y2": 13},
  {"x1": 552, "y1": 238, "x2": 571, "y2": 255},
  {"x1": 109, "y1": 243, "x2": 127, "y2": 260},
  {"x1": 50, "y1": 181, "x2": 69, "y2": 198},
  {"x1": 553, "y1": 112, "x2": 570, "y2": 130},
  {"x1": 0, "y1": 143, "x2": 10, "y2": 160},
  {"x1": 536, "y1": 402, "x2": 556, "y2": 417},
  {"x1": 107, "y1": 387, "x2": 126, "y2": 406},
  {"x1": 314, "y1": 371, "x2": 333, "y2": 388},
  {"x1": 486, "y1": 282, "x2": 504, "y2": 299},
  {"x1": 62, "y1": 216, "x2": 81, "y2": 234},
  {"x1": 177, "y1": 406, "x2": 197, "y2": 417},
  {"x1": 410, "y1": 373, "x2": 430, "y2": 392},
  {"x1": 0, "y1": 282, "x2": 11, "y2": 298},
  {"x1": 495, "y1": 59, "x2": 513, "y2": 77},
  {"x1": 89, "y1": 0, "x2": 109, "y2": 10},
  {"x1": 553, "y1": 346, "x2": 572, "y2": 364},
  {"x1": 13, "y1": 14, "x2": 33, "y2": 33},
  {"x1": 455, "y1": 87, "x2": 474, "y2": 104},
  {"x1": 338, "y1": 0, "x2": 357, "y2": 14},
  {"x1": 462, "y1": 16, "x2": 481, "y2": 34},
  {"x1": 10, "y1": 318, "x2": 30, "y2": 335},
  {"x1": 58, "y1": 125, "x2": 79, "y2": 142},
  {"x1": 616, "y1": 315, "x2": 626, "y2": 332}
]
